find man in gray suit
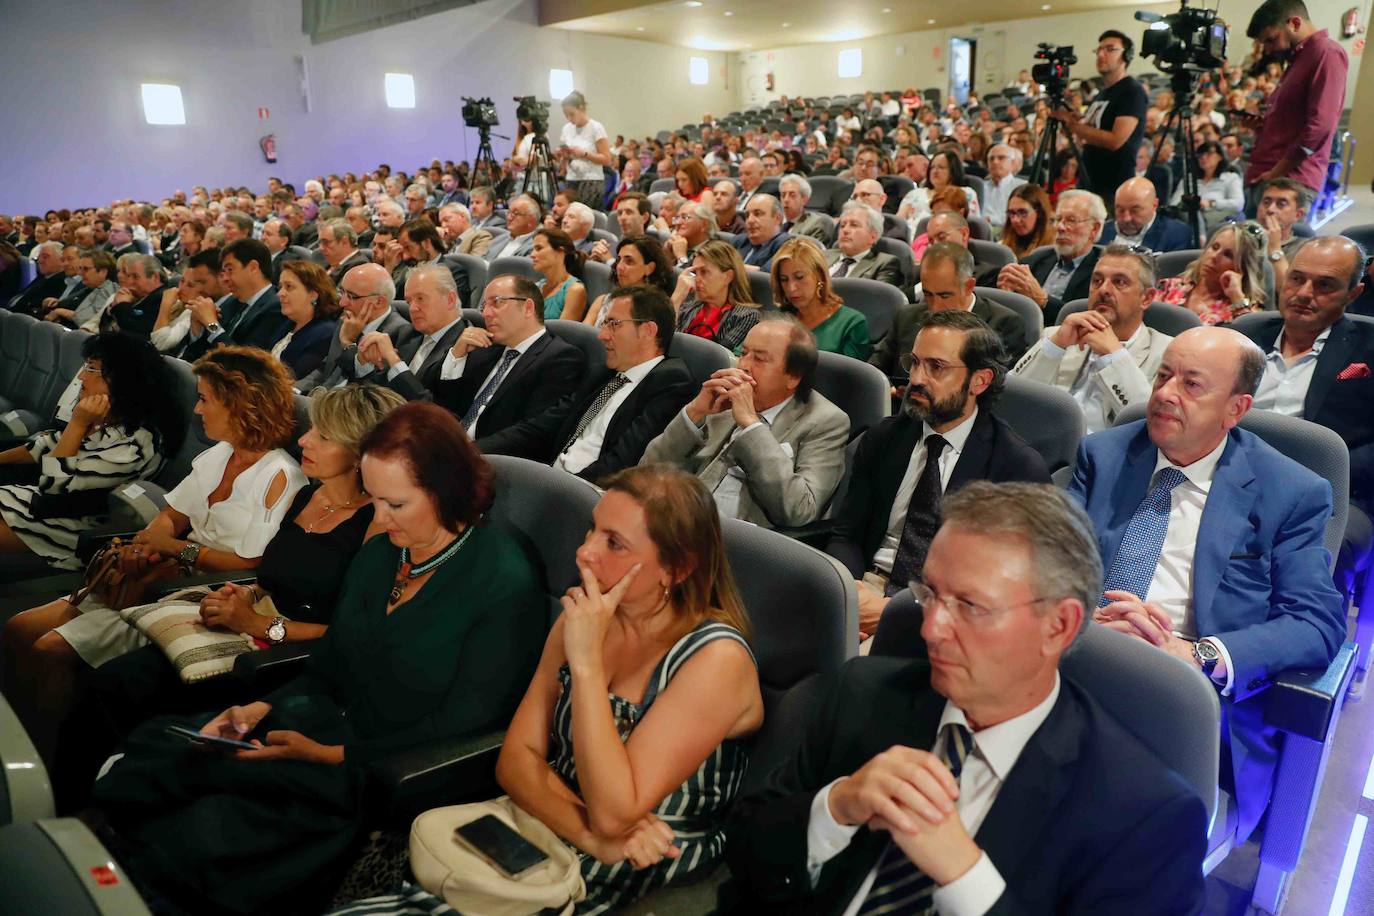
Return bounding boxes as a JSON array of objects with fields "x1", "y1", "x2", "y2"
[
  {"x1": 825, "y1": 202, "x2": 903, "y2": 288},
  {"x1": 779, "y1": 173, "x2": 833, "y2": 246},
  {"x1": 642, "y1": 318, "x2": 849, "y2": 529},
  {"x1": 485, "y1": 193, "x2": 541, "y2": 262},
  {"x1": 356, "y1": 264, "x2": 467, "y2": 401},
  {"x1": 1014, "y1": 243, "x2": 1173, "y2": 432},
  {"x1": 294, "y1": 262, "x2": 417, "y2": 391},
  {"x1": 319, "y1": 218, "x2": 370, "y2": 287}
]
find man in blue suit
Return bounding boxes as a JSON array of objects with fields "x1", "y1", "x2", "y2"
[
  {"x1": 1097, "y1": 177, "x2": 1193, "y2": 253},
  {"x1": 1068, "y1": 325, "x2": 1345, "y2": 843}
]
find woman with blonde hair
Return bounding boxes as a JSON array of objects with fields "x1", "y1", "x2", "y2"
[
  {"x1": 771, "y1": 237, "x2": 871, "y2": 360},
  {"x1": 673, "y1": 239, "x2": 761, "y2": 354},
  {"x1": 1155, "y1": 221, "x2": 1268, "y2": 325}
]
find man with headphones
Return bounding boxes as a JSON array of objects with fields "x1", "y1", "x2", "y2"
[{"x1": 1049, "y1": 30, "x2": 1149, "y2": 206}]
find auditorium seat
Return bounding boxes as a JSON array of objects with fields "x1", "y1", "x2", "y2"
[
  {"x1": 649, "y1": 178, "x2": 676, "y2": 196},
  {"x1": 487, "y1": 255, "x2": 539, "y2": 282},
  {"x1": 973, "y1": 286, "x2": 1044, "y2": 349},
  {"x1": 992, "y1": 375, "x2": 1085, "y2": 474},
  {"x1": 916, "y1": 215, "x2": 993, "y2": 242},
  {"x1": 969, "y1": 239, "x2": 1016, "y2": 273},
  {"x1": 745, "y1": 270, "x2": 772, "y2": 308},
  {"x1": 442, "y1": 252, "x2": 486, "y2": 309},
  {"x1": 872, "y1": 236, "x2": 917, "y2": 295},
  {"x1": 545, "y1": 318, "x2": 606, "y2": 370},
  {"x1": 813, "y1": 350, "x2": 890, "y2": 440},
  {"x1": 580, "y1": 260, "x2": 612, "y2": 307},
  {"x1": 1339, "y1": 222, "x2": 1374, "y2": 252},
  {"x1": 0, "y1": 693, "x2": 53, "y2": 826},
  {"x1": 878, "y1": 175, "x2": 915, "y2": 213},
  {"x1": 1155, "y1": 249, "x2": 1200, "y2": 280},
  {"x1": 832, "y1": 276, "x2": 904, "y2": 346},
  {"x1": 667, "y1": 332, "x2": 733, "y2": 385},
  {"x1": 805, "y1": 176, "x2": 855, "y2": 217},
  {"x1": 586, "y1": 228, "x2": 617, "y2": 251},
  {"x1": 0, "y1": 818, "x2": 152, "y2": 915},
  {"x1": 1057, "y1": 298, "x2": 1203, "y2": 336}
]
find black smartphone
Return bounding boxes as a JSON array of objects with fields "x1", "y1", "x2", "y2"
[
  {"x1": 453, "y1": 814, "x2": 550, "y2": 879},
  {"x1": 165, "y1": 724, "x2": 256, "y2": 752}
]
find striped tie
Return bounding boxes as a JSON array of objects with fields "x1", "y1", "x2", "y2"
[
  {"x1": 856, "y1": 723, "x2": 973, "y2": 916},
  {"x1": 1098, "y1": 467, "x2": 1188, "y2": 608}
]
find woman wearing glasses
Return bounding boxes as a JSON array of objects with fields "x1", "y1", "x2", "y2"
[
  {"x1": 1170, "y1": 141, "x2": 1244, "y2": 235},
  {"x1": 1155, "y1": 221, "x2": 1268, "y2": 325},
  {"x1": 999, "y1": 184, "x2": 1056, "y2": 260}
]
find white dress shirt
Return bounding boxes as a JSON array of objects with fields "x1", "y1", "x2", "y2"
[
  {"x1": 1039, "y1": 325, "x2": 1142, "y2": 434},
  {"x1": 829, "y1": 248, "x2": 872, "y2": 277},
  {"x1": 556, "y1": 355, "x2": 664, "y2": 475},
  {"x1": 1112, "y1": 216, "x2": 1155, "y2": 249},
  {"x1": 200, "y1": 283, "x2": 271, "y2": 345},
  {"x1": 496, "y1": 233, "x2": 528, "y2": 260},
  {"x1": 1144, "y1": 436, "x2": 1236, "y2": 692},
  {"x1": 439, "y1": 328, "x2": 546, "y2": 436},
  {"x1": 981, "y1": 175, "x2": 1026, "y2": 230},
  {"x1": 348, "y1": 306, "x2": 395, "y2": 380},
  {"x1": 872, "y1": 408, "x2": 978, "y2": 575},
  {"x1": 1252, "y1": 326, "x2": 1329, "y2": 418},
  {"x1": 679, "y1": 396, "x2": 793, "y2": 519},
  {"x1": 807, "y1": 674, "x2": 1063, "y2": 916},
  {"x1": 387, "y1": 316, "x2": 462, "y2": 380}
]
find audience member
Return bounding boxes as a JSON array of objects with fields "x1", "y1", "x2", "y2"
[
  {"x1": 437, "y1": 202, "x2": 492, "y2": 257},
  {"x1": 318, "y1": 218, "x2": 370, "y2": 287},
  {"x1": 712, "y1": 180, "x2": 746, "y2": 234},
  {"x1": 676, "y1": 157, "x2": 714, "y2": 205},
  {"x1": 997, "y1": 189, "x2": 1106, "y2": 320},
  {"x1": 778, "y1": 173, "x2": 830, "y2": 244},
  {"x1": 772, "y1": 237, "x2": 872, "y2": 360},
  {"x1": 727, "y1": 481, "x2": 1207, "y2": 913},
  {"x1": 1014, "y1": 243, "x2": 1172, "y2": 431},
  {"x1": 1255, "y1": 177, "x2": 1313, "y2": 289},
  {"x1": 393, "y1": 219, "x2": 470, "y2": 305},
  {"x1": 911, "y1": 190, "x2": 973, "y2": 264},
  {"x1": 736, "y1": 155, "x2": 766, "y2": 211},
  {"x1": 271, "y1": 260, "x2": 342, "y2": 381},
  {"x1": 151, "y1": 249, "x2": 223, "y2": 354},
  {"x1": 1100, "y1": 177, "x2": 1193, "y2": 252},
  {"x1": 981, "y1": 144, "x2": 1028, "y2": 231},
  {"x1": 468, "y1": 186, "x2": 506, "y2": 232},
  {"x1": 897, "y1": 150, "x2": 981, "y2": 226},
  {"x1": 90, "y1": 402, "x2": 545, "y2": 914},
  {"x1": 999, "y1": 183, "x2": 1056, "y2": 260},
  {"x1": 586, "y1": 234, "x2": 675, "y2": 328},
  {"x1": 1068, "y1": 325, "x2": 1345, "y2": 843},
  {"x1": 298, "y1": 263, "x2": 414, "y2": 390},
  {"x1": 562, "y1": 201, "x2": 598, "y2": 255},
  {"x1": 357, "y1": 264, "x2": 467, "y2": 401},
  {"x1": 826, "y1": 203, "x2": 902, "y2": 286},
  {"x1": 6, "y1": 240, "x2": 65, "y2": 316},
  {"x1": 676, "y1": 240, "x2": 763, "y2": 353},
  {"x1": 486, "y1": 193, "x2": 541, "y2": 261},
  {"x1": 104, "y1": 254, "x2": 171, "y2": 339},
  {"x1": 531, "y1": 226, "x2": 588, "y2": 320},
  {"x1": 644, "y1": 318, "x2": 849, "y2": 529},
  {"x1": 1172, "y1": 141, "x2": 1245, "y2": 234},
  {"x1": 667, "y1": 201, "x2": 717, "y2": 269},
  {"x1": 831, "y1": 309, "x2": 1050, "y2": 642},
  {"x1": 1155, "y1": 221, "x2": 1268, "y2": 324},
  {"x1": 260, "y1": 218, "x2": 293, "y2": 282},
  {"x1": 45, "y1": 249, "x2": 118, "y2": 331},
  {"x1": 183, "y1": 239, "x2": 290, "y2": 358}
]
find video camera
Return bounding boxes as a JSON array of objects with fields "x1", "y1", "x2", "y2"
[
  {"x1": 1136, "y1": 1, "x2": 1228, "y2": 73},
  {"x1": 514, "y1": 95, "x2": 551, "y2": 135},
  {"x1": 1031, "y1": 43, "x2": 1077, "y2": 100},
  {"x1": 461, "y1": 96, "x2": 499, "y2": 130}
]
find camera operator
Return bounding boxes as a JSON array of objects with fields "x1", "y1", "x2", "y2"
[
  {"x1": 557, "y1": 91, "x2": 612, "y2": 211},
  {"x1": 1237, "y1": 0, "x2": 1348, "y2": 213},
  {"x1": 1049, "y1": 30, "x2": 1148, "y2": 205}
]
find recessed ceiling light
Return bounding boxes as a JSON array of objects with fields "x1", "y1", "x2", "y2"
[
  {"x1": 882, "y1": 6, "x2": 892, "y2": 11},
  {"x1": 1041, "y1": 3, "x2": 1051, "y2": 8},
  {"x1": 636, "y1": 25, "x2": 645, "y2": 30},
  {"x1": 723, "y1": 9, "x2": 732, "y2": 15},
  {"x1": 781, "y1": 21, "x2": 790, "y2": 27},
  {"x1": 684, "y1": 1, "x2": 702, "y2": 6},
  {"x1": 927, "y1": 18, "x2": 936, "y2": 24}
]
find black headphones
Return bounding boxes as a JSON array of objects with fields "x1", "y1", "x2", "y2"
[{"x1": 1122, "y1": 37, "x2": 1135, "y2": 66}]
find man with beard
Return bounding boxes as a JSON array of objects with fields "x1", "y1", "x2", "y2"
[
  {"x1": 827, "y1": 309, "x2": 1051, "y2": 649},
  {"x1": 1097, "y1": 178, "x2": 1192, "y2": 252}
]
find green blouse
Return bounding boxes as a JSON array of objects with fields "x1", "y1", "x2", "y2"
[
  {"x1": 267, "y1": 526, "x2": 546, "y2": 764},
  {"x1": 806, "y1": 306, "x2": 873, "y2": 361}
]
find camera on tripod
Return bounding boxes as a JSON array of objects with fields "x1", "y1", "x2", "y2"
[
  {"x1": 461, "y1": 96, "x2": 499, "y2": 130},
  {"x1": 1031, "y1": 44, "x2": 1077, "y2": 100},
  {"x1": 1136, "y1": 1, "x2": 1228, "y2": 73},
  {"x1": 514, "y1": 96, "x2": 551, "y2": 135}
]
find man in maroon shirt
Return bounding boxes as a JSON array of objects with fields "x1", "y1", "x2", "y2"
[{"x1": 1240, "y1": 0, "x2": 1348, "y2": 208}]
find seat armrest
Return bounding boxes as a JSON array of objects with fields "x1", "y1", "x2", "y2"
[
  {"x1": 149, "y1": 571, "x2": 257, "y2": 600},
  {"x1": 367, "y1": 730, "x2": 507, "y2": 823},
  {"x1": 1262, "y1": 642, "x2": 1358, "y2": 741},
  {"x1": 231, "y1": 640, "x2": 316, "y2": 682},
  {"x1": 74, "y1": 523, "x2": 144, "y2": 562},
  {"x1": 776, "y1": 519, "x2": 835, "y2": 550}
]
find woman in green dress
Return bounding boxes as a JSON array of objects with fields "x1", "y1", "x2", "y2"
[
  {"x1": 91, "y1": 402, "x2": 547, "y2": 915},
  {"x1": 770, "y1": 237, "x2": 873, "y2": 361}
]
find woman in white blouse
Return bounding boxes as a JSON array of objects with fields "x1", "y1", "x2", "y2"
[
  {"x1": 557, "y1": 91, "x2": 613, "y2": 211},
  {"x1": 1172, "y1": 140, "x2": 1245, "y2": 235},
  {"x1": 897, "y1": 150, "x2": 981, "y2": 227},
  {"x1": 2, "y1": 346, "x2": 306, "y2": 755}
]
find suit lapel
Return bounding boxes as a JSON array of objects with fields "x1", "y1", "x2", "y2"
[
  {"x1": 482, "y1": 334, "x2": 548, "y2": 410},
  {"x1": 947, "y1": 411, "x2": 994, "y2": 492},
  {"x1": 1304, "y1": 317, "x2": 1355, "y2": 420},
  {"x1": 1191, "y1": 432, "x2": 1257, "y2": 626}
]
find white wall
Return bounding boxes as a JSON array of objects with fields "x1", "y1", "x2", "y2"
[{"x1": 739, "y1": 0, "x2": 1369, "y2": 110}]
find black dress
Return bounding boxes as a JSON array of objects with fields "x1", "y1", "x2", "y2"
[{"x1": 55, "y1": 485, "x2": 373, "y2": 810}]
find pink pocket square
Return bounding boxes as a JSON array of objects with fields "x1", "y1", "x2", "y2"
[{"x1": 1337, "y1": 362, "x2": 1371, "y2": 380}]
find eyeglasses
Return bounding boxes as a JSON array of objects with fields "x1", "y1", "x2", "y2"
[
  {"x1": 339, "y1": 288, "x2": 377, "y2": 301},
  {"x1": 912, "y1": 582, "x2": 1056, "y2": 627},
  {"x1": 1006, "y1": 207, "x2": 1035, "y2": 219},
  {"x1": 602, "y1": 316, "x2": 648, "y2": 332},
  {"x1": 480, "y1": 295, "x2": 527, "y2": 311},
  {"x1": 1051, "y1": 216, "x2": 1096, "y2": 228},
  {"x1": 899, "y1": 354, "x2": 969, "y2": 378}
]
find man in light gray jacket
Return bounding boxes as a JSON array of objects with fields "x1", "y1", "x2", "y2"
[
  {"x1": 642, "y1": 318, "x2": 849, "y2": 529},
  {"x1": 1012, "y1": 243, "x2": 1173, "y2": 432}
]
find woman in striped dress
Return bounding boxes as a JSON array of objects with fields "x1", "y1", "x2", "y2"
[{"x1": 0, "y1": 332, "x2": 183, "y2": 570}]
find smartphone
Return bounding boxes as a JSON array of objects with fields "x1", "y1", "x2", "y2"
[
  {"x1": 166, "y1": 723, "x2": 256, "y2": 752},
  {"x1": 453, "y1": 814, "x2": 549, "y2": 879}
]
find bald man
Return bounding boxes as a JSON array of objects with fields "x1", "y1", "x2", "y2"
[
  {"x1": 1069, "y1": 325, "x2": 1344, "y2": 846},
  {"x1": 1098, "y1": 177, "x2": 1192, "y2": 252},
  {"x1": 850, "y1": 179, "x2": 911, "y2": 242}
]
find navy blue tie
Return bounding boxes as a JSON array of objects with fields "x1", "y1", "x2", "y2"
[{"x1": 1099, "y1": 467, "x2": 1188, "y2": 607}]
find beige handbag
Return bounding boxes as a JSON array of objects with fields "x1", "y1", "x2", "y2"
[{"x1": 409, "y1": 796, "x2": 586, "y2": 916}]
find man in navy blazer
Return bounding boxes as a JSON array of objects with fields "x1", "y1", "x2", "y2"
[
  {"x1": 181, "y1": 239, "x2": 291, "y2": 361},
  {"x1": 1097, "y1": 177, "x2": 1194, "y2": 252},
  {"x1": 1068, "y1": 326, "x2": 1345, "y2": 843},
  {"x1": 727, "y1": 482, "x2": 1207, "y2": 914},
  {"x1": 732, "y1": 194, "x2": 791, "y2": 270}
]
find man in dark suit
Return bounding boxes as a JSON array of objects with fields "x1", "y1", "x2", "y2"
[
  {"x1": 825, "y1": 203, "x2": 904, "y2": 288},
  {"x1": 870, "y1": 244, "x2": 1030, "y2": 378},
  {"x1": 830, "y1": 309, "x2": 1050, "y2": 643},
  {"x1": 355, "y1": 263, "x2": 466, "y2": 401},
  {"x1": 295, "y1": 263, "x2": 417, "y2": 390},
  {"x1": 996, "y1": 189, "x2": 1105, "y2": 321},
  {"x1": 435, "y1": 273, "x2": 585, "y2": 454},
  {"x1": 1239, "y1": 236, "x2": 1374, "y2": 504},
  {"x1": 103, "y1": 254, "x2": 169, "y2": 339},
  {"x1": 1069, "y1": 325, "x2": 1345, "y2": 844},
  {"x1": 494, "y1": 285, "x2": 693, "y2": 482},
  {"x1": 1097, "y1": 177, "x2": 1193, "y2": 252},
  {"x1": 282, "y1": 204, "x2": 319, "y2": 250},
  {"x1": 469, "y1": 186, "x2": 507, "y2": 233},
  {"x1": 318, "y1": 218, "x2": 370, "y2": 288},
  {"x1": 733, "y1": 195, "x2": 791, "y2": 270},
  {"x1": 105, "y1": 221, "x2": 139, "y2": 259},
  {"x1": 181, "y1": 239, "x2": 291, "y2": 361},
  {"x1": 6, "y1": 242, "x2": 66, "y2": 316},
  {"x1": 727, "y1": 481, "x2": 1208, "y2": 914},
  {"x1": 260, "y1": 219, "x2": 294, "y2": 284}
]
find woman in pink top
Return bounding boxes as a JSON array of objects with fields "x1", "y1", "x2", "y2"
[{"x1": 1155, "y1": 222, "x2": 1268, "y2": 325}]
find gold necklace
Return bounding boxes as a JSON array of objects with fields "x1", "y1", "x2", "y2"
[{"x1": 304, "y1": 492, "x2": 365, "y2": 533}]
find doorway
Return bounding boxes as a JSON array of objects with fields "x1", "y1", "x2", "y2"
[{"x1": 949, "y1": 37, "x2": 977, "y2": 105}]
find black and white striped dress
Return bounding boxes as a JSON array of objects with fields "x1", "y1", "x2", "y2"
[{"x1": 0, "y1": 424, "x2": 163, "y2": 568}]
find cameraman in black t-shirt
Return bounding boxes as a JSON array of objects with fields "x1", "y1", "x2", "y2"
[{"x1": 1049, "y1": 30, "x2": 1149, "y2": 205}]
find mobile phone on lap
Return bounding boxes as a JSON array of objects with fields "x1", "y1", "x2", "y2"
[
  {"x1": 453, "y1": 814, "x2": 550, "y2": 879},
  {"x1": 165, "y1": 724, "x2": 257, "y2": 752}
]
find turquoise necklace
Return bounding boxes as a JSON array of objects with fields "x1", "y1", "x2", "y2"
[{"x1": 389, "y1": 526, "x2": 474, "y2": 604}]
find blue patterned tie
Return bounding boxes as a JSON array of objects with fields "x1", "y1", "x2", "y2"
[
  {"x1": 460, "y1": 348, "x2": 519, "y2": 430},
  {"x1": 857, "y1": 723, "x2": 974, "y2": 916},
  {"x1": 1098, "y1": 467, "x2": 1188, "y2": 608}
]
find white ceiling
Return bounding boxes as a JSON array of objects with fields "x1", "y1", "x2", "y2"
[{"x1": 544, "y1": 0, "x2": 1158, "y2": 51}]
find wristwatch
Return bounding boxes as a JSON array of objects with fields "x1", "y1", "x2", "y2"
[
  {"x1": 1268, "y1": 249, "x2": 1284, "y2": 262},
  {"x1": 176, "y1": 541, "x2": 202, "y2": 571},
  {"x1": 1193, "y1": 639, "x2": 1221, "y2": 678},
  {"x1": 205, "y1": 322, "x2": 224, "y2": 337},
  {"x1": 265, "y1": 616, "x2": 289, "y2": 645}
]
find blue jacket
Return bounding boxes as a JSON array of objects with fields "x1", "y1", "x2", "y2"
[
  {"x1": 1068, "y1": 420, "x2": 1344, "y2": 841},
  {"x1": 1098, "y1": 215, "x2": 1194, "y2": 253}
]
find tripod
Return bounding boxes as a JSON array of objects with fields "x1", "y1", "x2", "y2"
[
  {"x1": 1149, "y1": 70, "x2": 1204, "y2": 249},
  {"x1": 472, "y1": 126, "x2": 503, "y2": 190},
  {"x1": 520, "y1": 133, "x2": 559, "y2": 209},
  {"x1": 1028, "y1": 97, "x2": 1087, "y2": 195}
]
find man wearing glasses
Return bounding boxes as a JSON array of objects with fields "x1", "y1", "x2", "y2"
[
  {"x1": 293, "y1": 262, "x2": 415, "y2": 391},
  {"x1": 667, "y1": 202, "x2": 718, "y2": 270},
  {"x1": 728, "y1": 481, "x2": 1207, "y2": 913},
  {"x1": 433, "y1": 274, "x2": 586, "y2": 455},
  {"x1": 996, "y1": 190, "x2": 1106, "y2": 321},
  {"x1": 1047, "y1": 30, "x2": 1148, "y2": 205},
  {"x1": 828, "y1": 310, "x2": 1049, "y2": 649}
]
